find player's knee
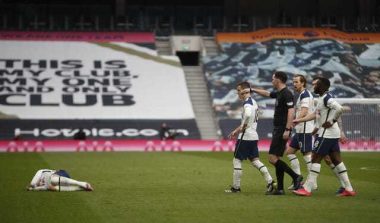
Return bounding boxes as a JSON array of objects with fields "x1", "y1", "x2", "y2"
[
  {"x1": 285, "y1": 147, "x2": 295, "y2": 155},
  {"x1": 233, "y1": 158, "x2": 242, "y2": 169},
  {"x1": 330, "y1": 158, "x2": 342, "y2": 166},
  {"x1": 268, "y1": 155, "x2": 277, "y2": 164},
  {"x1": 252, "y1": 159, "x2": 264, "y2": 169}
]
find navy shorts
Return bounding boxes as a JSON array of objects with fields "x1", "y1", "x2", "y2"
[
  {"x1": 289, "y1": 133, "x2": 313, "y2": 154},
  {"x1": 269, "y1": 127, "x2": 288, "y2": 157},
  {"x1": 313, "y1": 137, "x2": 340, "y2": 156},
  {"x1": 234, "y1": 140, "x2": 259, "y2": 160},
  {"x1": 55, "y1": 169, "x2": 71, "y2": 178}
]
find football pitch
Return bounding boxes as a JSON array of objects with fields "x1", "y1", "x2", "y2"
[{"x1": 1, "y1": 152, "x2": 380, "y2": 223}]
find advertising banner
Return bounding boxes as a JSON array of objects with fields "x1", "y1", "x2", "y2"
[
  {"x1": 1, "y1": 139, "x2": 378, "y2": 152},
  {"x1": 0, "y1": 32, "x2": 199, "y2": 139}
]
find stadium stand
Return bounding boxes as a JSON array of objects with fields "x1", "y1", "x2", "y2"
[{"x1": 202, "y1": 28, "x2": 380, "y2": 139}]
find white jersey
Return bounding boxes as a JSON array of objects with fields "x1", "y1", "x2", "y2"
[
  {"x1": 295, "y1": 89, "x2": 315, "y2": 133},
  {"x1": 238, "y1": 97, "x2": 259, "y2": 141},
  {"x1": 29, "y1": 169, "x2": 56, "y2": 190},
  {"x1": 315, "y1": 92, "x2": 344, "y2": 138}
]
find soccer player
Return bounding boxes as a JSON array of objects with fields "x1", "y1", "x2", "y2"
[
  {"x1": 293, "y1": 77, "x2": 356, "y2": 197},
  {"x1": 27, "y1": 169, "x2": 93, "y2": 192},
  {"x1": 251, "y1": 71, "x2": 303, "y2": 195},
  {"x1": 225, "y1": 81, "x2": 276, "y2": 194},
  {"x1": 285, "y1": 74, "x2": 316, "y2": 190}
]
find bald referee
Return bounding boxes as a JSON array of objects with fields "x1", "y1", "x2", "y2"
[{"x1": 251, "y1": 71, "x2": 303, "y2": 195}]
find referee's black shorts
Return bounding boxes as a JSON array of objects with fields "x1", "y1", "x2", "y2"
[{"x1": 269, "y1": 126, "x2": 288, "y2": 157}]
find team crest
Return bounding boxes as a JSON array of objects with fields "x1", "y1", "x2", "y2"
[{"x1": 313, "y1": 140, "x2": 320, "y2": 149}]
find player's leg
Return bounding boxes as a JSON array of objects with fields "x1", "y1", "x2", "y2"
[
  {"x1": 248, "y1": 141, "x2": 276, "y2": 193},
  {"x1": 225, "y1": 158, "x2": 243, "y2": 193},
  {"x1": 285, "y1": 141, "x2": 300, "y2": 190},
  {"x1": 48, "y1": 185, "x2": 83, "y2": 191},
  {"x1": 251, "y1": 157, "x2": 276, "y2": 193},
  {"x1": 302, "y1": 134, "x2": 316, "y2": 190},
  {"x1": 251, "y1": 157, "x2": 273, "y2": 184},
  {"x1": 248, "y1": 141, "x2": 274, "y2": 184},
  {"x1": 303, "y1": 152, "x2": 312, "y2": 172},
  {"x1": 301, "y1": 134, "x2": 313, "y2": 172},
  {"x1": 50, "y1": 174, "x2": 93, "y2": 191},
  {"x1": 329, "y1": 151, "x2": 356, "y2": 196},
  {"x1": 225, "y1": 139, "x2": 248, "y2": 193},
  {"x1": 324, "y1": 155, "x2": 345, "y2": 193},
  {"x1": 294, "y1": 136, "x2": 326, "y2": 196},
  {"x1": 286, "y1": 135, "x2": 301, "y2": 175}
]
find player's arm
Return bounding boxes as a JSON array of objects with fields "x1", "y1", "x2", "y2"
[
  {"x1": 250, "y1": 88, "x2": 271, "y2": 97},
  {"x1": 293, "y1": 112, "x2": 316, "y2": 124},
  {"x1": 27, "y1": 185, "x2": 47, "y2": 191},
  {"x1": 283, "y1": 107, "x2": 294, "y2": 140},
  {"x1": 337, "y1": 117, "x2": 348, "y2": 144},
  {"x1": 283, "y1": 91, "x2": 295, "y2": 140},
  {"x1": 297, "y1": 96, "x2": 311, "y2": 119},
  {"x1": 228, "y1": 125, "x2": 247, "y2": 139},
  {"x1": 28, "y1": 169, "x2": 43, "y2": 188},
  {"x1": 322, "y1": 99, "x2": 344, "y2": 128},
  {"x1": 297, "y1": 107, "x2": 308, "y2": 119},
  {"x1": 228, "y1": 105, "x2": 251, "y2": 139}
]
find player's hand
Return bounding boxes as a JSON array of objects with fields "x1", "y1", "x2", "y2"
[
  {"x1": 241, "y1": 124, "x2": 247, "y2": 131},
  {"x1": 340, "y1": 133, "x2": 348, "y2": 144},
  {"x1": 228, "y1": 130, "x2": 238, "y2": 139},
  {"x1": 282, "y1": 131, "x2": 291, "y2": 141},
  {"x1": 322, "y1": 121, "x2": 333, "y2": 128},
  {"x1": 293, "y1": 119, "x2": 300, "y2": 125},
  {"x1": 311, "y1": 128, "x2": 319, "y2": 136}
]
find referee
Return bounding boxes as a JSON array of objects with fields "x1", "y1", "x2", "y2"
[{"x1": 251, "y1": 71, "x2": 303, "y2": 195}]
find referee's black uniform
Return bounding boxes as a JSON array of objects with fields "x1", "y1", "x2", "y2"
[
  {"x1": 268, "y1": 87, "x2": 302, "y2": 193},
  {"x1": 269, "y1": 87, "x2": 294, "y2": 156}
]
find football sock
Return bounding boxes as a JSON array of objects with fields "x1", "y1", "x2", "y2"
[
  {"x1": 233, "y1": 158, "x2": 242, "y2": 189},
  {"x1": 274, "y1": 160, "x2": 285, "y2": 190},
  {"x1": 303, "y1": 154, "x2": 312, "y2": 172},
  {"x1": 252, "y1": 159, "x2": 273, "y2": 184},
  {"x1": 287, "y1": 154, "x2": 301, "y2": 175},
  {"x1": 304, "y1": 163, "x2": 321, "y2": 192},
  {"x1": 335, "y1": 162, "x2": 354, "y2": 191},
  {"x1": 330, "y1": 163, "x2": 345, "y2": 188},
  {"x1": 277, "y1": 159, "x2": 299, "y2": 179}
]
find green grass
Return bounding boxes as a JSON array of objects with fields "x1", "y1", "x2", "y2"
[{"x1": 1, "y1": 152, "x2": 380, "y2": 223}]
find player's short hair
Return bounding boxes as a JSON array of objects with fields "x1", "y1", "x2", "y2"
[
  {"x1": 274, "y1": 71, "x2": 287, "y2": 83},
  {"x1": 237, "y1": 81, "x2": 250, "y2": 89},
  {"x1": 294, "y1": 74, "x2": 307, "y2": 87},
  {"x1": 313, "y1": 76, "x2": 330, "y2": 89},
  {"x1": 237, "y1": 81, "x2": 253, "y2": 93}
]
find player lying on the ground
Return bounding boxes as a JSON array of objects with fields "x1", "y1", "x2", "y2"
[{"x1": 27, "y1": 169, "x2": 93, "y2": 192}]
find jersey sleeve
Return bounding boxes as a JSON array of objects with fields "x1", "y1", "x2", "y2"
[
  {"x1": 241, "y1": 104, "x2": 253, "y2": 126},
  {"x1": 299, "y1": 92, "x2": 311, "y2": 108},
  {"x1": 29, "y1": 169, "x2": 43, "y2": 187},
  {"x1": 269, "y1": 91, "x2": 277, "y2": 98},
  {"x1": 326, "y1": 98, "x2": 344, "y2": 120}
]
